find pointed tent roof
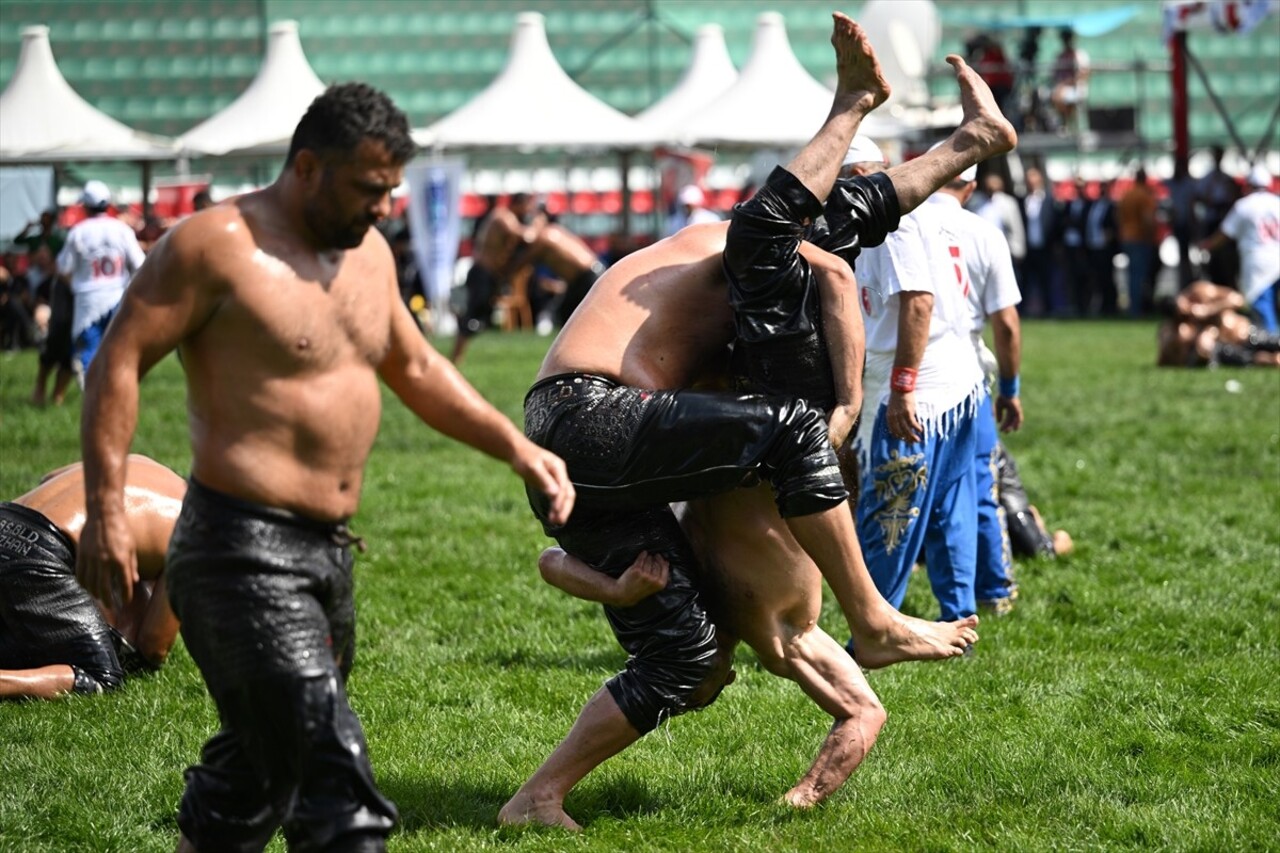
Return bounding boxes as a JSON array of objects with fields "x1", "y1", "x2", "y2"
[
  {"x1": 423, "y1": 11, "x2": 652, "y2": 151},
  {"x1": 177, "y1": 20, "x2": 326, "y2": 157},
  {"x1": 0, "y1": 25, "x2": 175, "y2": 162},
  {"x1": 635, "y1": 24, "x2": 738, "y2": 140},
  {"x1": 679, "y1": 13, "x2": 901, "y2": 148}
]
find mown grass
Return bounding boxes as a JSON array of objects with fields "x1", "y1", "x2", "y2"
[{"x1": 1, "y1": 319, "x2": 1277, "y2": 852}]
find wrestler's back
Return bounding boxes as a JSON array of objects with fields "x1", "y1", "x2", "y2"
[
  {"x1": 532, "y1": 224, "x2": 598, "y2": 280},
  {"x1": 537, "y1": 223, "x2": 735, "y2": 389},
  {"x1": 473, "y1": 208, "x2": 522, "y2": 272},
  {"x1": 159, "y1": 196, "x2": 394, "y2": 521},
  {"x1": 15, "y1": 456, "x2": 184, "y2": 580}
]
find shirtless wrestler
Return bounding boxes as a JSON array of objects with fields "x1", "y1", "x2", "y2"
[
  {"x1": 1157, "y1": 280, "x2": 1280, "y2": 367},
  {"x1": 1, "y1": 455, "x2": 183, "y2": 700},
  {"x1": 451, "y1": 193, "x2": 536, "y2": 364},
  {"x1": 76, "y1": 83, "x2": 574, "y2": 852},
  {"x1": 502, "y1": 12, "x2": 1016, "y2": 830},
  {"x1": 524, "y1": 220, "x2": 607, "y2": 327}
]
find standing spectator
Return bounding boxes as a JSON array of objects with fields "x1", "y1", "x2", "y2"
[
  {"x1": 1085, "y1": 180, "x2": 1120, "y2": 316},
  {"x1": 0, "y1": 264, "x2": 36, "y2": 351},
  {"x1": 1117, "y1": 169, "x2": 1160, "y2": 317},
  {"x1": 849, "y1": 156, "x2": 986, "y2": 625},
  {"x1": 1020, "y1": 166, "x2": 1060, "y2": 315},
  {"x1": 966, "y1": 33, "x2": 1015, "y2": 118},
  {"x1": 1200, "y1": 165, "x2": 1280, "y2": 332},
  {"x1": 56, "y1": 180, "x2": 146, "y2": 375},
  {"x1": 938, "y1": 167, "x2": 1025, "y2": 616},
  {"x1": 1050, "y1": 28, "x2": 1090, "y2": 132},
  {"x1": 31, "y1": 266, "x2": 75, "y2": 406},
  {"x1": 1195, "y1": 146, "x2": 1242, "y2": 287},
  {"x1": 665, "y1": 184, "x2": 721, "y2": 236},
  {"x1": 1061, "y1": 176, "x2": 1091, "y2": 316},
  {"x1": 14, "y1": 208, "x2": 66, "y2": 258},
  {"x1": 975, "y1": 173, "x2": 1026, "y2": 283}
]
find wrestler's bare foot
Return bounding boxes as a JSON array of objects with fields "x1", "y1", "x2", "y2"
[
  {"x1": 830, "y1": 12, "x2": 890, "y2": 113},
  {"x1": 945, "y1": 54, "x2": 1018, "y2": 160},
  {"x1": 498, "y1": 792, "x2": 583, "y2": 832},
  {"x1": 1053, "y1": 529, "x2": 1074, "y2": 556},
  {"x1": 783, "y1": 716, "x2": 878, "y2": 808},
  {"x1": 852, "y1": 612, "x2": 979, "y2": 670}
]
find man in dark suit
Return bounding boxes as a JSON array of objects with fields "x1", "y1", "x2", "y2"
[{"x1": 1020, "y1": 166, "x2": 1060, "y2": 316}]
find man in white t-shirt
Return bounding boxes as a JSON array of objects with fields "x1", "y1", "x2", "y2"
[
  {"x1": 664, "y1": 184, "x2": 722, "y2": 236},
  {"x1": 845, "y1": 142, "x2": 988, "y2": 624},
  {"x1": 1200, "y1": 165, "x2": 1280, "y2": 332},
  {"x1": 56, "y1": 180, "x2": 146, "y2": 373},
  {"x1": 939, "y1": 167, "x2": 1025, "y2": 616}
]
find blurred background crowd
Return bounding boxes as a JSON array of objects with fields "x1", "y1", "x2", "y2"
[{"x1": 3, "y1": 0, "x2": 1278, "y2": 381}]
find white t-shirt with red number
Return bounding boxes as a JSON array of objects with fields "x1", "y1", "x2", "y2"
[
  {"x1": 57, "y1": 214, "x2": 146, "y2": 338},
  {"x1": 1220, "y1": 189, "x2": 1280, "y2": 304}
]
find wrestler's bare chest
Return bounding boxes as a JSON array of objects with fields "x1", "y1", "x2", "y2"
[{"x1": 210, "y1": 247, "x2": 392, "y2": 369}]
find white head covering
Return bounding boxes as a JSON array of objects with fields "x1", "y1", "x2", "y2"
[
  {"x1": 678, "y1": 184, "x2": 706, "y2": 206},
  {"x1": 842, "y1": 135, "x2": 885, "y2": 167},
  {"x1": 81, "y1": 180, "x2": 111, "y2": 208},
  {"x1": 1247, "y1": 165, "x2": 1273, "y2": 189}
]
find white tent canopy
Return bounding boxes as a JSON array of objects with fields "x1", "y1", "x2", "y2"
[
  {"x1": 177, "y1": 20, "x2": 326, "y2": 157},
  {"x1": 0, "y1": 25, "x2": 175, "y2": 162},
  {"x1": 422, "y1": 11, "x2": 653, "y2": 151},
  {"x1": 634, "y1": 24, "x2": 738, "y2": 140},
  {"x1": 680, "y1": 13, "x2": 901, "y2": 149}
]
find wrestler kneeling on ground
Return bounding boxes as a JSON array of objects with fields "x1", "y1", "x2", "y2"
[{"x1": 1, "y1": 455, "x2": 183, "y2": 700}]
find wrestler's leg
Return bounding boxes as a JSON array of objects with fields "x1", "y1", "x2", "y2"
[
  {"x1": 784, "y1": 13, "x2": 889, "y2": 203},
  {"x1": 882, "y1": 56, "x2": 1017, "y2": 213},
  {"x1": 502, "y1": 507, "x2": 723, "y2": 831},
  {"x1": 0, "y1": 664, "x2": 75, "y2": 699},
  {"x1": 498, "y1": 688, "x2": 637, "y2": 831},
  {"x1": 698, "y1": 486, "x2": 885, "y2": 807}
]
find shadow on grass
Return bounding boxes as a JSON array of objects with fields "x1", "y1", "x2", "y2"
[
  {"x1": 478, "y1": 647, "x2": 626, "y2": 673},
  {"x1": 381, "y1": 772, "x2": 661, "y2": 835}
]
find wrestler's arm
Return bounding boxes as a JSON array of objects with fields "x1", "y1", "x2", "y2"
[
  {"x1": 990, "y1": 306, "x2": 1023, "y2": 432},
  {"x1": 888, "y1": 291, "x2": 931, "y2": 444},
  {"x1": 132, "y1": 573, "x2": 179, "y2": 667},
  {"x1": 377, "y1": 260, "x2": 575, "y2": 525},
  {"x1": 0, "y1": 666, "x2": 76, "y2": 700},
  {"x1": 78, "y1": 220, "x2": 226, "y2": 606},
  {"x1": 537, "y1": 547, "x2": 670, "y2": 608},
  {"x1": 801, "y1": 243, "x2": 863, "y2": 447}
]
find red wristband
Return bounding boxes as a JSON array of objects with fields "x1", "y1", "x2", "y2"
[{"x1": 891, "y1": 366, "x2": 918, "y2": 393}]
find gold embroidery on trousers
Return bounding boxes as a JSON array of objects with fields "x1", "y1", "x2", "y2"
[{"x1": 873, "y1": 450, "x2": 927, "y2": 554}]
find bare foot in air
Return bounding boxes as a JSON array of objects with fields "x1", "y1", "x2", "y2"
[
  {"x1": 852, "y1": 612, "x2": 979, "y2": 670},
  {"x1": 945, "y1": 54, "x2": 1018, "y2": 161},
  {"x1": 830, "y1": 12, "x2": 891, "y2": 114},
  {"x1": 783, "y1": 714, "x2": 881, "y2": 808},
  {"x1": 498, "y1": 792, "x2": 582, "y2": 832}
]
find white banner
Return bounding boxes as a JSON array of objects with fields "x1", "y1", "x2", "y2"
[
  {"x1": 1163, "y1": 0, "x2": 1278, "y2": 39},
  {"x1": 406, "y1": 157, "x2": 465, "y2": 314}
]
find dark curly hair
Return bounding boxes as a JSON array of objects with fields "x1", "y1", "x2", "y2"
[{"x1": 286, "y1": 82, "x2": 417, "y2": 166}]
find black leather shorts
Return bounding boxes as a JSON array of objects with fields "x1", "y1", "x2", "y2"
[
  {"x1": 166, "y1": 479, "x2": 397, "y2": 853},
  {"x1": 0, "y1": 502, "x2": 124, "y2": 694},
  {"x1": 523, "y1": 374, "x2": 845, "y2": 731}
]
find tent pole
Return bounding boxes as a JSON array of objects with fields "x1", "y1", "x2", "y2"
[
  {"x1": 619, "y1": 149, "x2": 632, "y2": 237},
  {"x1": 141, "y1": 160, "x2": 153, "y2": 218}
]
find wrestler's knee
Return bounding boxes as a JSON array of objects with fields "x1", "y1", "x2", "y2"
[
  {"x1": 766, "y1": 399, "x2": 847, "y2": 517},
  {"x1": 609, "y1": 625, "x2": 727, "y2": 731},
  {"x1": 687, "y1": 637, "x2": 737, "y2": 710}
]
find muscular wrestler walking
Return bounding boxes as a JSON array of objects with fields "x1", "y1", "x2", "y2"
[{"x1": 76, "y1": 83, "x2": 574, "y2": 853}]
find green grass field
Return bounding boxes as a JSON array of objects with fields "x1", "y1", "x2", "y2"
[{"x1": 1, "y1": 320, "x2": 1278, "y2": 852}]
